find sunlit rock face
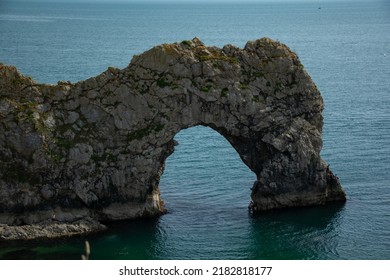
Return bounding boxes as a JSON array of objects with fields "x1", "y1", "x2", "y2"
[{"x1": 0, "y1": 38, "x2": 345, "y2": 226}]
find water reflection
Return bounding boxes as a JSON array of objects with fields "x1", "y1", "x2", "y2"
[
  {"x1": 0, "y1": 203, "x2": 346, "y2": 260},
  {"x1": 247, "y1": 203, "x2": 346, "y2": 259},
  {"x1": 89, "y1": 218, "x2": 163, "y2": 260}
]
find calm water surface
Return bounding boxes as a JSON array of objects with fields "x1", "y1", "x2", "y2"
[{"x1": 0, "y1": 0, "x2": 389, "y2": 259}]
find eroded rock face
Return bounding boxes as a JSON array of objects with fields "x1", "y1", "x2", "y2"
[{"x1": 0, "y1": 38, "x2": 346, "y2": 226}]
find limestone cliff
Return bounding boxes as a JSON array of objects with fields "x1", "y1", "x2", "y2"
[{"x1": 0, "y1": 38, "x2": 346, "y2": 229}]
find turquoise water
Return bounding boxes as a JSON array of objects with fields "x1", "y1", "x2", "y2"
[{"x1": 0, "y1": 0, "x2": 389, "y2": 259}]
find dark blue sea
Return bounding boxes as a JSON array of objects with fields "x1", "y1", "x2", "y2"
[{"x1": 0, "y1": 0, "x2": 389, "y2": 260}]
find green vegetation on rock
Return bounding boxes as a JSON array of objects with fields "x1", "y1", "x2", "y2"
[
  {"x1": 157, "y1": 78, "x2": 171, "y2": 88},
  {"x1": 127, "y1": 123, "x2": 165, "y2": 141}
]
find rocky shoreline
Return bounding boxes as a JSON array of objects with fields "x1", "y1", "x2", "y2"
[{"x1": 0, "y1": 218, "x2": 106, "y2": 241}]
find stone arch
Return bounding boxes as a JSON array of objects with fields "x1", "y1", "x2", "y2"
[{"x1": 0, "y1": 37, "x2": 346, "y2": 225}]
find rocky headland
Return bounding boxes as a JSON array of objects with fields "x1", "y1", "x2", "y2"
[{"x1": 0, "y1": 38, "x2": 346, "y2": 240}]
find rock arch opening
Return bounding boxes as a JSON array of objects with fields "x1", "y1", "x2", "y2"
[{"x1": 159, "y1": 125, "x2": 256, "y2": 214}]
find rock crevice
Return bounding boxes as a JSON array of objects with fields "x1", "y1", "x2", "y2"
[{"x1": 0, "y1": 37, "x2": 346, "y2": 231}]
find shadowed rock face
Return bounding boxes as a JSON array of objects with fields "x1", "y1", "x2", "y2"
[{"x1": 0, "y1": 38, "x2": 346, "y2": 226}]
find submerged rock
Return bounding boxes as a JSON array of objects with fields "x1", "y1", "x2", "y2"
[{"x1": 0, "y1": 38, "x2": 346, "y2": 239}]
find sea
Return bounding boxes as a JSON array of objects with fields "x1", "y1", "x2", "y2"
[{"x1": 0, "y1": 0, "x2": 389, "y2": 260}]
